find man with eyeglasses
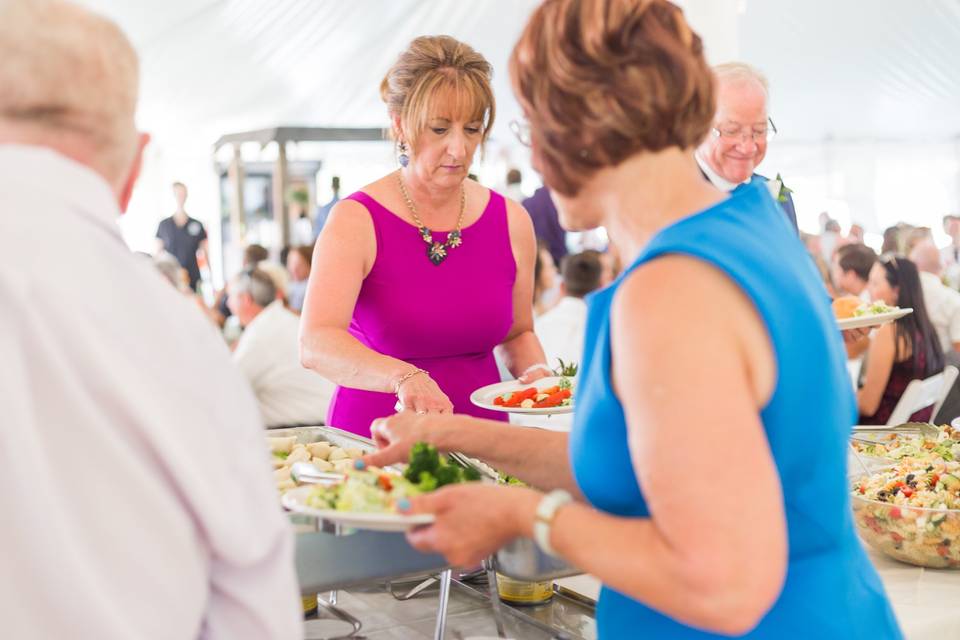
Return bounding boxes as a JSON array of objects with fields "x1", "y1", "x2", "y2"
[{"x1": 696, "y1": 62, "x2": 798, "y2": 233}]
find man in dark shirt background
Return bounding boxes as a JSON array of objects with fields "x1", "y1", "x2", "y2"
[
  {"x1": 156, "y1": 181, "x2": 208, "y2": 292},
  {"x1": 523, "y1": 186, "x2": 567, "y2": 267}
]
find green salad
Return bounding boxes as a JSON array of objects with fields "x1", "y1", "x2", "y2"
[
  {"x1": 852, "y1": 424, "x2": 960, "y2": 461},
  {"x1": 853, "y1": 301, "x2": 896, "y2": 317},
  {"x1": 305, "y1": 442, "x2": 480, "y2": 514},
  {"x1": 852, "y1": 458, "x2": 960, "y2": 568}
]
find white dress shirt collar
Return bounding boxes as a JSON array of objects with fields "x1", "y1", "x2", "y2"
[
  {"x1": 919, "y1": 271, "x2": 941, "y2": 287},
  {"x1": 695, "y1": 151, "x2": 749, "y2": 192}
]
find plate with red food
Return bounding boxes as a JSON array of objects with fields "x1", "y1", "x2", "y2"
[{"x1": 470, "y1": 376, "x2": 575, "y2": 415}]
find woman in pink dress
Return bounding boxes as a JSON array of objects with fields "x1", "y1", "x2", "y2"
[{"x1": 300, "y1": 35, "x2": 550, "y2": 437}]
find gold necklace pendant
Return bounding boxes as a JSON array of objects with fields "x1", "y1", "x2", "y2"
[{"x1": 397, "y1": 170, "x2": 465, "y2": 266}]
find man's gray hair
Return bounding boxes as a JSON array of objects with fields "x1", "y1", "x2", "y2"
[
  {"x1": 232, "y1": 269, "x2": 277, "y2": 308},
  {"x1": 713, "y1": 62, "x2": 769, "y2": 97},
  {"x1": 0, "y1": 0, "x2": 139, "y2": 178}
]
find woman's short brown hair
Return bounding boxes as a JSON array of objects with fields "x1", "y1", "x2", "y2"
[
  {"x1": 510, "y1": 0, "x2": 715, "y2": 196},
  {"x1": 381, "y1": 35, "x2": 495, "y2": 151}
]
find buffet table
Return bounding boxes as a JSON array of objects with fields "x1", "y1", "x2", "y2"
[
  {"x1": 551, "y1": 547, "x2": 960, "y2": 640},
  {"x1": 869, "y1": 548, "x2": 960, "y2": 639}
]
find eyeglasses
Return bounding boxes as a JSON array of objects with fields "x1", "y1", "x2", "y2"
[
  {"x1": 711, "y1": 117, "x2": 778, "y2": 143},
  {"x1": 509, "y1": 118, "x2": 531, "y2": 147}
]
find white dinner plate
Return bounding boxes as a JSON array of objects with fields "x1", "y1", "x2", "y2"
[
  {"x1": 837, "y1": 308, "x2": 912, "y2": 331},
  {"x1": 281, "y1": 486, "x2": 434, "y2": 532},
  {"x1": 470, "y1": 376, "x2": 574, "y2": 415}
]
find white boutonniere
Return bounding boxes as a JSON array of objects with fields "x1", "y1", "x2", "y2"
[{"x1": 766, "y1": 173, "x2": 793, "y2": 203}]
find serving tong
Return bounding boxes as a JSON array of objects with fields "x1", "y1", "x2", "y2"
[
  {"x1": 290, "y1": 462, "x2": 346, "y2": 485},
  {"x1": 851, "y1": 421, "x2": 940, "y2": 444},
  {"x1": 449, "y1": 451, "x2": 500, "y2": 482}
]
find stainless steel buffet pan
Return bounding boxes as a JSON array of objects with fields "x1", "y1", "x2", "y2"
[{"x1": 269, "y1": 425, "x2": 451, "y2": 593}]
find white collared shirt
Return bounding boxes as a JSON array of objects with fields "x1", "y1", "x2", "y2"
[
  {"x1": 695, "y1": 152, "x2": 748, "y2": 192},
  {"x1": 234, "y1": 300, "x2": 335, "y2": 427},
  {"x1": 918, "y1": 271, "x2": 960, "y2": 353},
  {"x1": 535, "y1": 296, "x2": 589, "y2": 369},
  {"x1": 0, "y1": 145, "x2": 301, "y2": 639}
]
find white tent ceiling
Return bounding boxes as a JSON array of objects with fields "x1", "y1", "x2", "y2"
[
  {"x1": 71, "y1": 0, "x2": 960, "y2": 263},
  {"x1": 77, "y1": 0, "x2": 960, "y2": 144}
]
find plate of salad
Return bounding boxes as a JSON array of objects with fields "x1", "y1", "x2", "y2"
[
  {"x1": 470, "y1": 376, "x2": 575, "y2": 415},
  {"x1": 281, "y1": 443, "x2": 480, "y2": 532},
  {"x1": 836, "y1": 301, "x2": 912, "y2": 331}
]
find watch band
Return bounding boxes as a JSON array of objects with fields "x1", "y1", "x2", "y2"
[{"x1": 533, "y1": 489, "x2": 573, "y2": 557}]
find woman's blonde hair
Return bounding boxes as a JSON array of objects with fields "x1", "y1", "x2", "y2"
[
  {"x1": 509, "y1": 0, "x2": 715, "y2": 196},
  {"x1": 381, "y1": 35, "x2": 495, "y2": 151}
]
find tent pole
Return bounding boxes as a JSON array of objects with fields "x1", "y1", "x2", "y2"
[
  {"x1": 228, "y1": 143, "x2": 245, "y2": 247},
  {"x1": 274, "y1": 141, "x2": 290, "y2": 255}
]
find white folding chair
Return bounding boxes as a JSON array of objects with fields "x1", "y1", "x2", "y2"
[{"x1": 886, "y1": 365, "x2": 959, "y2": 426}]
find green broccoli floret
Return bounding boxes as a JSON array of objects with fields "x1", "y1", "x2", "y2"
[
  {"x1": 416, "y1": 471, "x2": 438, "y2": 492},
  {"x1": 463, "y1": 466, "x2": 481, "y2": 482},
  {"x1": 404, "y1": 442, "x2": 440, "y2": 483},
  {"x1": 433, "y1": 464, "x2": 462, "y2": 488}
]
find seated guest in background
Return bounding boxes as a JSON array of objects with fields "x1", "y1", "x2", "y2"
[
  {"x1": 504, "y1": 167, "x2": 525, "y2": 203},
  {"x1": 859, "y1": 255, "x2": 944, "y2": 424},
  {"x1": 941, "y1": 214, "x2": 960, "y2": 289},
  {"x1": 229, "y1": 269, "x2": 334, "y2": 427},
  {"x1": 881, "y1": 225, "x2": 904, "y2": 254},
  {"x1": 820, "y1": 219, "x2": 842, "y2": 264},
  {"x1": 524, "y1": 185, "x2": 568, "y2": 266},
  {"x1": 832, "y1": 243, "x2": 876, "y2": 301},
  {"x1": 909, "y1": 241, "x2": 960, "y2": 354},
  {"x1": 536, "y1": 250, "x2": 610, "y2": 367},
  {"x1": 0, "y1": 2, "x2": 300, "y2": 637},
  {"x1": 695, "y1": 62, "x2": 798, "y2": 232},
  {"x1": 257, "y1": 260, "x2": 290, "y2": 303},
  {"x1": 801, "y1": 232, "x2": 836, "y2": 297},
  {"x1": 534, "y1": 239, "x2": 560, "y2": 316},
  {"x1": 212, "y1": 242, "x2": 269, "y2": 327},
  {"x1": 904, "y1": 226, "x2": 933, "y2": 255},
  {"x1": 848, "y1": 223, "x2": 865, "y2": 244},
  {"x1": 244, "y1": 243, "x2": 270, "y2": 267},
  {"x1": 285, "y1": 244, "x2": 312, "y2": 313},
  {"x1": 153, "y1": 252, "x2": 219, "y2": 324}
]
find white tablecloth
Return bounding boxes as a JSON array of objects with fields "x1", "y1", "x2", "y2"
[
  {"x1": 867, "y1": 548, "x2": 960, "y2": 639},
  {"x1": 556, "y1": 550, "x2": 960, "y2": 639}
]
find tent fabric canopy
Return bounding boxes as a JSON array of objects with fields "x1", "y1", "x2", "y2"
[{"x1": 72, "y1": 0, "x2": 960, "y2": 254}]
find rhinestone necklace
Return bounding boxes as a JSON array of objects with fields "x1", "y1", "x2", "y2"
[{"x1": 397, "y1": 170, "x2": 465, "y2": 265}]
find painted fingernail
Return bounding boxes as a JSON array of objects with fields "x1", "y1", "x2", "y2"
[
  {"x1": 354, "y1": 459, "x2": 366, "y2": 470},
  {"x1": 397, "y1": 498, "x2": 411, "y2": 512}
]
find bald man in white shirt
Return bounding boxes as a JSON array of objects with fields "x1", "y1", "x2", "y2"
[
  {"x1": 0, "y1": 2, "x2": 301, "y2": 638},
  {"x1": 910, "y1": 241, "x2": 960, "y2": 354}
]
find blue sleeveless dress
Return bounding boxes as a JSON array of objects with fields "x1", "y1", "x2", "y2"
[{"x1": 570, "y1": 181, "x2": 902, "y2": 638}]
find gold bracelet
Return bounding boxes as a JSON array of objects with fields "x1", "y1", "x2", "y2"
[{"x1": 394, "y1": 368, "x2": 428, "y2": 396}]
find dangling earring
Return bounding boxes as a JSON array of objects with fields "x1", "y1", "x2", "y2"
[{"x1": 398, "y1": 140, "x2": 410, "y2": 168}]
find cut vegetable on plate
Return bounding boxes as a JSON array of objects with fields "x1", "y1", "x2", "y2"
[
  {"x1": 281, "y1": 442, "x2": 480, "y2": 531},
  {"x1": 470, "y1": 376, "x2": 575, "y2": 415}
]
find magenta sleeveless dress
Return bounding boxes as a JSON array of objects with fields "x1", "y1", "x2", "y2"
[{"x1": 327, "y1": 190, "x2": 516, "y2": 436}]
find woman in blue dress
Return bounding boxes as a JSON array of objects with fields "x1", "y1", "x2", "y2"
[{"x1": 363, "y1": 0, "x2": 902, "y2": 636}]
